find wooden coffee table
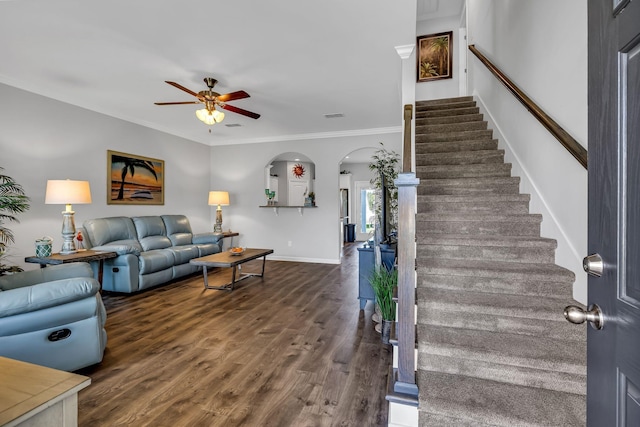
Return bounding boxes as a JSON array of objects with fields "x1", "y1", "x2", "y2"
[{"x1": 189, "y1": 248, "x2": 273, "y2": 291}]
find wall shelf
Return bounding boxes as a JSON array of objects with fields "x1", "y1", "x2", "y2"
[{"x1": 259, "y1": 205, "x2": 317, "y2": 216}]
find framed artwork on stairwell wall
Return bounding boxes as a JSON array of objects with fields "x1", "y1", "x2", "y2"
[
  {"x1": 417, "y1": 31, "x2": 453, "y2": 82},
  {"x1": 107, "y1": 150, "x2": 165, "y2": 205}
]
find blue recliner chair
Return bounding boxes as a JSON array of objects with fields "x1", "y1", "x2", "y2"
[{"x1": 0, "y1": 262, "x2": 107, "y2": 371}]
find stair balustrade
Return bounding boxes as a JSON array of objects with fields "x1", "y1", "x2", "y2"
[{"x1": 389, "y1": 104, "x2": 419, "y2": 400}]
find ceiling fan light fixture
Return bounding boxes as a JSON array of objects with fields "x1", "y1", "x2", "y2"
[{"x1": 196, "y1": 108, "x2": 225, "y2": 125}]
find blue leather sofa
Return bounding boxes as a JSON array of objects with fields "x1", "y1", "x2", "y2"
[
  {"x1": 0, "y1": 262, "x2": 107, "y2": 371},
  {"x1": 82, "y1": 215, "x2": 222, "y2": 293}
]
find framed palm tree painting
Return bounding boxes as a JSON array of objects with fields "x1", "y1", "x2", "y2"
[
  {"x1": 417, "y1": 31, "x2": 453, "y2": 82},
  {"x1": 107, "y1": 150, "x2": 164, "y2": 205}
]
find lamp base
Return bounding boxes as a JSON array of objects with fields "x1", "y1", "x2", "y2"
[
  {"x1": 60, "y1": 210, "x2": 77, "y2": 254},
  {"x1": 214, "y1": 208, "x2": 223, "y2": 233}
]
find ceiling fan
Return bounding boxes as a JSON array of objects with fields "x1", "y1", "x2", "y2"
[{"x1": 154, "y1": 77, "x2": 260, "y2": 125}]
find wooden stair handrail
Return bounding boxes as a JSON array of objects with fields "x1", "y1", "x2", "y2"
[
  {"x1": 403, "y1": 104, "x2": 413, "y2": 172},
  {"x1": 469, "y1": 44, "x2": 588, "y2": 169}
]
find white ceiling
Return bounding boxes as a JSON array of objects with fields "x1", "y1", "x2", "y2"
[{"x1": 0, "y1": 1, "x2": 417, "y2": 147}]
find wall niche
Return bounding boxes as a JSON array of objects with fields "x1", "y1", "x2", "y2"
[{"x1": 264, "y1": 152, "x2": 316, "y2": 207}]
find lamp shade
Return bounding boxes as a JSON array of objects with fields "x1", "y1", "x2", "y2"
[
  {"x1": 45, "y1": 180, "x2": 92, "y2": 205},
  {"x1": 208, "y1": 191, "x2": 229, "y2": 206}
]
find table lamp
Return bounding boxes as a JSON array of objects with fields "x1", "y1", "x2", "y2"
[
  {"x1": 208, "y1": 191, "x2": 229, "y2": 233},
  {"x1": 45, "y1": 179, "x2": 92, "y2": 254}
]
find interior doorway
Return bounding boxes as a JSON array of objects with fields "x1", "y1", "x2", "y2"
[{"x1": 355, "y1": 180, "x2": 375, "y2": 242}]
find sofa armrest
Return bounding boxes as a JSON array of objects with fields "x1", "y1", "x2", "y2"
[
  {"x1": 0, "y1": 278, "x2": 99, "y2": 318},
  {"x1": 91, "y1": 243, "x2": 141, "y2": 256},
  {"x1": 192, "y1": 232, "x2": 223, "y2": 245}
]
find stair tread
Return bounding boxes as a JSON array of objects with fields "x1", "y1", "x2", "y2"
[
  {"x1": 422, "y1": 176, "x2": 520, "y2": 185},
  {"x1": 418, "y1": 371, "x2": 586, "y2": 426},
  {"x1": 416, "y1": 257, "x2": 575, "y2": 281},
  {"x1": 415, "y1": 139, "x2": 498, "y2": 154},
  {"x1": 418, "y1": 194, "x2": 530, "y2": 202},
  {"x1": 417, "y1": 213, "x2": 542, "y2": 222},
  {"x1": 416, "y1": 113, "x2": 484, "y2": 125},
  {"x1": 417, "y1": 234, "x2": 556, "y2": 248}
]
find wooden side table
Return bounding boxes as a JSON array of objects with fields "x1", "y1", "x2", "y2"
[
  {"x1": 25, "y1": 250, "x2": 117, "y2": 287},
  {"x1": 221, "y1": 231, "x2": 239, "y2": 248},
  {"x1": 0, "y1": 356, "x2": 90, "y2": 427}
]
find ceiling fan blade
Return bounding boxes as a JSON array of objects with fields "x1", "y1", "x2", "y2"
[
  {"x1": 220, "y1": 103, "x2": 261, "y2": 119},
  {"x1": 216, "y1": 90, "x2": 250, "y2": 102},
  {"x1": 165, "y1": 81, "x2": 203, "y2": 100},
  {"x1": 154, "y1": 101, "x2": 201, "y2": 105}
]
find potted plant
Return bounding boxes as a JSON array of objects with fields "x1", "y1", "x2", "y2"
[
  {"x1": 369, "y1": 265, "x2": 397, "y2": 344},
  {"x1": 0, "y1": 167, "x2": 30, "y2": 275},
  {"x1": 308, "y1": 192, "x2": 315, "y2": 206}
]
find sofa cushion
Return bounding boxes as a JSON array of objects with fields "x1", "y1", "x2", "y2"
[
  {"x1": 162, "y1": 215, "x2": 194, "y2": 246},
  {"x1": 138, "y1": 249, "x2": 174, "y2": 274},
  {"x1": 166, "y1": 245, "x2": 200, "y2": 264},
  {"x1": 133, "y1": 216, "x2": 172, "y2": 251},
  {"x1": 83, "y1": 217, "x2": 137, "y2": 247}
]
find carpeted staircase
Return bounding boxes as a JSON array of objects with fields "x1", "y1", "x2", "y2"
[{"x1": 414, "y1": 96, "x2": 587, "y2": 426}]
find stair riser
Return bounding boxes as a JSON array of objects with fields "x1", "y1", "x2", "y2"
[
  {"x1": 416, "y1": 130, "x2": 493, "y2": 143},
  {"x1": 417, "y1": 274, "x2": 573, "y2": 297},
  {"x1": 416, "y1": 221, "x2": 541, "y2": 236},
  {"x1": 416, "y1": 100, "x2": 476, "y2": 111},
  {"x1": 416, "y1": 96, "x2": 474, "y2": 107},
  {"x1": 417, "y1": 164, "x2": 512, "y2": 179},
  {"x1": 415, "y1": 288, "x2": 573, "y2": 324},
  {"x1": 418, "y1": 371, "x2": 586, "y2": 427},
  {"x1": 416, "y1": 106, "x2": 480, "y2": 118},
  {"x1": 416, "y1": 113, "x2": 483, "y2": 126},
  {"x1": 418, "y1": 201, "x2": 530, "y2": 214},
  {"x1": 418, "y1": 183, "x2": 520, "y2": 196},
  {"x1": 416, "y1": 151, "x2": 504, "y2": 166},
  {"x1": 416, "y1": 265, "x2": 571, "y2": 283},
  {"x1": 416, "y1": 307, "x2": 585, "y2": 342},
  {"x1": 417, "y1": 121, "x2": 488, "y2": 134},
  {"x1": 417, "y1": 245, "x2": 554, "y2": 263},
  {"x1": 418, "y1": 353, "x2": 586, "y2": 395},
  {"x1": 415, "y1": 139, "x2": 498, "y2": 154}
]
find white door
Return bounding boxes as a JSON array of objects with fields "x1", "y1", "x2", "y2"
[
  {"x1": 288, "y1": 180, "x2": 308, "y2": 206},
  {"x1": 354, "y1": 180, "x2": 375, "y2": 242}
]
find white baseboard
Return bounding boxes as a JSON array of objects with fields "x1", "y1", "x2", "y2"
[
  {"x1": 473, "y1": 92, "x2": 587, "y2": 304},
  {"x1": 266, "y1": 255, "x2": 340, "y2": 265}
]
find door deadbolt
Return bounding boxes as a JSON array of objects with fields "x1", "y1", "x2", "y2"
[
  {"x1": 564, "y1": 304, "x2": 604, "y2": 330},
  {"x1": 583, "y1": 254, "x2": 603, "y2": 277}
]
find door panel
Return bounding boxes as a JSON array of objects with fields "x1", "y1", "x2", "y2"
[{"x1": 587, "y1": 0, "x2": 640, "y2": 425}]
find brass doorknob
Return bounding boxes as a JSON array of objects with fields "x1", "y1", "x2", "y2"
[{"x1": 564, "y1": 304, "x2": 604, "y2": 330}]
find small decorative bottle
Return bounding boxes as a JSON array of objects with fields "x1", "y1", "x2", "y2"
[{"x1": 76, "y1": 231, "x2": 84, "y2": 250}]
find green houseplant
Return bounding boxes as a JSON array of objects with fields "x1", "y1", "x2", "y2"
[
  {"x1": 369, "y1": 142, "x2": 399, "y2": 245},
  {"x1": 369, "y1": 265, "x2": 398, "y2": 344},
  {"x1": 0, "y1": 167, "x2": 30, "y2": 275}
]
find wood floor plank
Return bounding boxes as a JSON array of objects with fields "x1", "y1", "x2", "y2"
[{"x1": 76, "y1": 243, "x2": 391, "y2": 426}]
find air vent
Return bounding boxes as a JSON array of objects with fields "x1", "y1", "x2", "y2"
[
  {"x1": 225, "y1": 123, "x2": 242, "y2": 127},
  {"x1": 324, "y1": 113, "x2": 344, "y2": 119}
]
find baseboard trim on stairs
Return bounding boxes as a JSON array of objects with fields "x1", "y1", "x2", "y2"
[{"x1": 472, "y1": 91, "x2": 586, "y2": 304}]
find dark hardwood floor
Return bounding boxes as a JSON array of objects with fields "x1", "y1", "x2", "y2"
[{"x1": 76, "y1": 242, "x2": 391, "y2": 427}]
